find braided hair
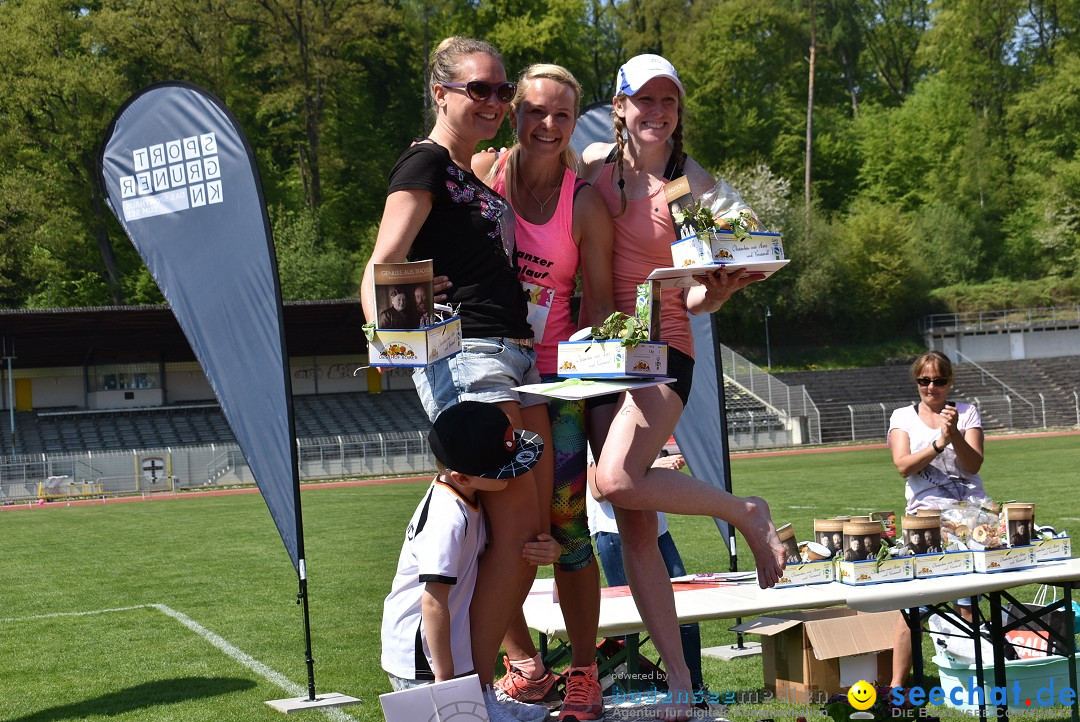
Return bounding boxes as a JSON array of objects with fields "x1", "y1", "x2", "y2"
[{"x1": 609, "y1": 95, "x2": 686, "y2": 219}]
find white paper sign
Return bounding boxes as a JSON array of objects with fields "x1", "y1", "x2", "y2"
[{"x1": 379, "y1": 674, "x2": 489, "y2": 722}]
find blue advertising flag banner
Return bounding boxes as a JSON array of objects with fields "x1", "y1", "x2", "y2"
[
  {"x1": 99, "y1": 82, "x2": 303, "y2": 572},
  {"x1": 675, "y1": 305, "x2": 736, "y2": 555}
]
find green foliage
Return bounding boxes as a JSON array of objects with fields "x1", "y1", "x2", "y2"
[
  {"x1": 591, "y1": 311, "x2": 650, "y2": 347},
  {"x1": 929, "y1": 276, "x2": 1080, "y2": 311},
  {"x1": 0, "y1": 0, "x2": 1078, "y2": 338},
  {"x1": 271, "y1": 206, "x2": 357, "y2": 301},
  {"x1": 836, "y1": 199, "x2": 927, "y2": 329},
  {"x1": 909, "y1": 201, "x2": 982, "y2": 285}
]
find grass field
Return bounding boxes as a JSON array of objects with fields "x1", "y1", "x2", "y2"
[{"x1": 1, "y1": 433, "x2": 1078, "y2": 721}]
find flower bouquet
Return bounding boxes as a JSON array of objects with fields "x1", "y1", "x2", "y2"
[{"x1": 669, "y1": 178, "x2": 784, "y2": 268}]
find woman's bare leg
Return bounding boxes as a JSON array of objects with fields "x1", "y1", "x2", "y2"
[
  {"x1": 471, "y1": 400, "x2": 545, "y2": 687},
  {"x1": 594, "y1": 385, "x2": 786, "y2": 588},
  {"x1": 614, "y1": 505, "x2": 695, "y2": 710},
  {"x1": 498, "y1": 402, "x2": 555, "y2": 665}
]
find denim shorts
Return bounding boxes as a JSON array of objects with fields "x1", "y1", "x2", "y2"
[{"x1": 412, "y1": 337, "x2": 545, "y2": 422}]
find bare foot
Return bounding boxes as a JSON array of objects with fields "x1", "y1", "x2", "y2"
[{"x1": 737, "y1": 496, "x2": 786, "y2": 589}]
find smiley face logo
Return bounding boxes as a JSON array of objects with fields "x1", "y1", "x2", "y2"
[{"x1": 847, "y1": 680, "x2": 876, "y2": 711}]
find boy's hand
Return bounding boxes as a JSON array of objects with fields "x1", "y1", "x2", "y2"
[{"x1": 522, "y1": 533, "x2": 561, "y2": 566}]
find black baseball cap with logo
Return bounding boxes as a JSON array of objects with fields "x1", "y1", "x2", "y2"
[{"x1": 428, "y1": 401, "x2": 543, "y2": 479}]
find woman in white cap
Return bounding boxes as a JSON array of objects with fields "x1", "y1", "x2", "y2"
[{"x1": 581, "y1": 54, "x2": 787, "y2": 719}]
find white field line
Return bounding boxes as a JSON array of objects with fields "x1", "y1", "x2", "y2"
[{"x1": 1, "y1": 603, "x2": 359, "y2": 722}]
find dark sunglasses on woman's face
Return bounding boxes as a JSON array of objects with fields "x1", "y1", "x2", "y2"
[
  {"x1": 441, "y1": 81, "x2": 516, "y2": 103},
  {"x1": 916, "y1": 377, "x2": 950, "y2": 387}
]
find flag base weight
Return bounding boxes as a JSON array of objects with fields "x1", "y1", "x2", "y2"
[
  {"x1": 265, "y1": 692, "x2": 362, "y2": 713},
  {"x1": 702, "y1": 641, "x2": 762, "y2": 660}
]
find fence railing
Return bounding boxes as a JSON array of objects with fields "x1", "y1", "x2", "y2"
[
  {"x1": 844, "y1": 393, "x2": 1080, "y2": 442},
  {"x1": 921, "y1": 305, "x2": 1080, "y2": 334},
  {"x1": 955, "y1": 351, "x2": 1038, "y2": 426},
  {"x1": 0, "y1": 432, "x2": 433, "y2": 505},
  {"x1": 718, "y1": 344, "x2": 822, "y2": 445}
]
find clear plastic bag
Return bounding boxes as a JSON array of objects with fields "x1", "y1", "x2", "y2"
[{"x1": 939, "y1": 497, "x2": 1002, "y2": 550}]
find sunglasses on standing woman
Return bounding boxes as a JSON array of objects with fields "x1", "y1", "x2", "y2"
[
  {"x1": 440, "y1": 81, "x2": 517, "y2": 103},
  {"x1": 916, "y1": 377, "x2": 950, "y2": 387}
]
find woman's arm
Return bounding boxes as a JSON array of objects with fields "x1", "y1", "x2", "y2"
[
  {"x1": 471, "y1": 151, "x2": 498, "y2": 184},
  {"x1": 889, "y1": 427, "x2": 940, "y2": 478},
  {"x1": 573, "y1": 184, "x2": 615, "y2": 328},
  {"x1": 360, "y1": 189, "x2": 434, "y2": 321},
  {"x1": 946, "y1": 420, "x2": 984, "y2": 475}
]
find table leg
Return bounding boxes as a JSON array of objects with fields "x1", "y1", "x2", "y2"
[
  {"x1": 907, "y1": 606, "x2": 924, "y2": 689},
  {"x1": 1065, "y1": 585, "x2": 1078, "y2": 722},
  {"x1": 988, "y1": 590, "x2": 1009, "y2": 722},
  {"x1": 970, "y1": 598, "x2": 989, "y2": 721}
]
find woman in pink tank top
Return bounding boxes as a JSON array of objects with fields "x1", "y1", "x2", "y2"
[
  {"x1": 474, "y1": 64, "x2": 615, "y2": 721},
  {"x1": 580, "y1": 54, "x2": 788, "y2": 721}
]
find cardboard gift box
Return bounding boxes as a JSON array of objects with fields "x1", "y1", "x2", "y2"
[
  {"x1": 368, "y1": 316, "x2": 462, "y2": 368},
  {"x1": 670, "y1": 229, "x2": 784, "y2": 268},
  {"x1": 774, "y1": 559, "x2": 837, "y2": 588},
  {"x1": 971, "y1": 544, "x2": 1037, "y2": 573},
  {"x1": 838, "y1": 556, "x2": 913, "y2": 585},
  {"x1": 730, "y1": 608, "x2": 900, "y2": 701},
  {"x1": 556, "y1": 339, "x2": 667, "y2": 379},
  {"x1": 1034, "y1": 535, "x2": 1072, "y2": 562},
  {"x1": 912, "y1": 550, "x2": 974, "y2": 578}
]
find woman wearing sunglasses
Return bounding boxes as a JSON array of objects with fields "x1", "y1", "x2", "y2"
[
  {"x1": 360, "y1": 37, "x2": 554, "y2": 722},
  {"x1": 473, "y1": 63, "x2": 614, "y2": 721},
  {"x1": 887, "y1": 349, "x2": 985, "y2": 689}
]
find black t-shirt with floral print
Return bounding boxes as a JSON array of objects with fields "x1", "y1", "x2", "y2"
[{"x1": 387, "y1": 141, "x2": 532, "y2": 340}]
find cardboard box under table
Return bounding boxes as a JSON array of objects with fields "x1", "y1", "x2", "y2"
[
  {"x1": 731, "y1": 608, "x2": 900, "y2": 701},
  {"x1": 367, "y1": 316, "x2": 461, "y2": 368}
]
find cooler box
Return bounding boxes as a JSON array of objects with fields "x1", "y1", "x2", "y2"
[{"x1": 933, "y1": 653, "x2": 1080, "y2": 711}]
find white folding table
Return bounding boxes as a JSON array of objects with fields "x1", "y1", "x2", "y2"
[{"x1": 523, "y1": 558, "x2": 1080, "y2": 720}]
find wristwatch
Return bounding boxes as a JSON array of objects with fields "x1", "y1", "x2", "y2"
[{"x1": 931, "y1": 439, "x2": 944, "y2": 454}]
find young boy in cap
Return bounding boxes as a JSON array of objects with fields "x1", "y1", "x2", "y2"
[{"x1": 381, "y1": 401, "x2": 558, "y2": 722}]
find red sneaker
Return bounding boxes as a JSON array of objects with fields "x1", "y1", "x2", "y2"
[
  {"x1": 558, "y1": 663, "x2": 603, "y2": 721},
  {"x1": 494, "y1": 655, "x2": 559, "y2": 704}
]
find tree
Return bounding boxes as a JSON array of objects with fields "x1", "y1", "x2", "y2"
[
  {"x1": 919, "y1": 0, "x2": 1023, "y2": 123},
  {"x1": 0, "y1": 1, "x2": 131, "y2": 306},
  {"x1": 232, "y1": 0, "x2": 407, "y2": 211},
  {"x1": 858, "y1": 0, "x2": 929, "y2": 102}
]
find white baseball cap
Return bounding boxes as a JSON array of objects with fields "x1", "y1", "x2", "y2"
[{"x1": 615, "y1": 54, "x2": 685, "y2": 97}]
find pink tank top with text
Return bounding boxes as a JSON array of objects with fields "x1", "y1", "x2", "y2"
[{"x1": 495, "y1": 164, "x2": 579, "y2": 375}]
